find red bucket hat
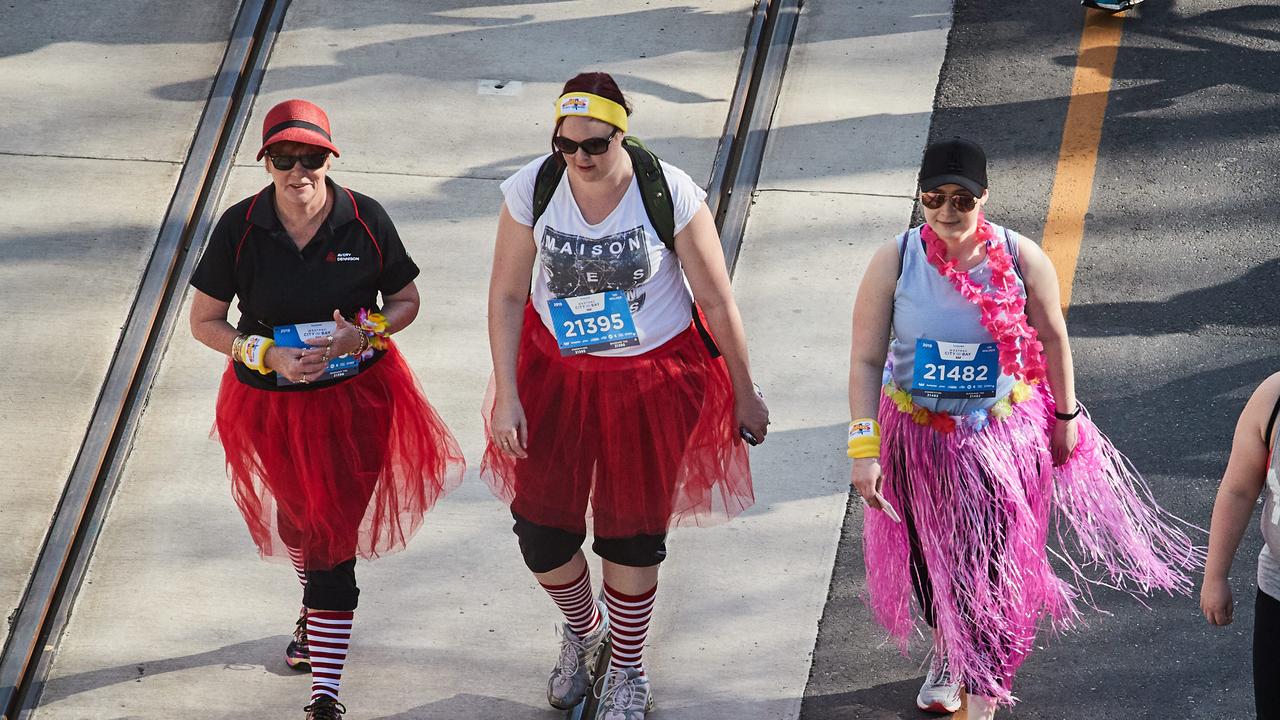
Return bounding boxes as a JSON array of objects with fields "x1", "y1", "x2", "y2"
[{"x1": 256, "y1": 99, "x2": 341, "y2": 160}]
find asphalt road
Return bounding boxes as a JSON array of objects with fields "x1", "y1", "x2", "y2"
[{"x1": 801, "y1": 1, "x2": 1280, "y2": 718}]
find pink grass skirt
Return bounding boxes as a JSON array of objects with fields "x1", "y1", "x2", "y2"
[
  {"x1": 480, "y1": 303, "x2": 753, "y2": 537},
  {"x1": 863, "y1": 382, "x2": 1201, "y2": 704},
  {"x1": 213, "y1": 343, "x2": 464, "y2": 570}
]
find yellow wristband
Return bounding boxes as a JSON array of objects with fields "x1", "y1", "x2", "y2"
[
  {"x1": 241, "y1": 335, "x2": 275, "y2": 375},
  {"x1": 847, "y1": 418, "x2": 881, "y2": 459}
]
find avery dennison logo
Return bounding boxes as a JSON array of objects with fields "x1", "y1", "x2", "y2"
[{"x1": 333, "y1": 252, "x2": 360, "y2": 262}]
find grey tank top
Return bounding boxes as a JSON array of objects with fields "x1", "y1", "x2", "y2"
[
  {"x1": 1258, "y1": 407, "x2": 1280, "y2": 598},
  {"x1": 889, "y1": 224, "x2": 1025, "y2": 416}
]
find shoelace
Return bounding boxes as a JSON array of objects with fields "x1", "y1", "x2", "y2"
[
  {"x1": 555, "y1": 626, "x2": 587, "y2": 678},
  {"x1": 594, "y1": 669, "x2": 642, "y2": 710},
  {"x1": 928, "y1": 654, "x2": 954, "y2": 687},
  {"x1": 302, "y1": 698, "x2": 346, "y2": 719},
  {"x1": 294, "y1": 612, "x2": 309, "y2": 650}
]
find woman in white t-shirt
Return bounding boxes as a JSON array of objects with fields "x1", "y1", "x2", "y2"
[{"x1": 483, "y1": 72, "x2": 769, "y2": 718}]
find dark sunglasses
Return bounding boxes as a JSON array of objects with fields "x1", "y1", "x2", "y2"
[
  {"x1": 268, "y1": 152, "x2": 329, "y2": 171},
  {"x1": 919, "y1": 190, "x2": 978, "y2": 213},
  {"x1": 552, "y1": 129, "x2": 618, "y2": 156}
]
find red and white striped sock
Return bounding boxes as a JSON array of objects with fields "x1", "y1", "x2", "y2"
[
  {"x1": 604, "y1": 582, "x2": 656, "y2": 675},
  {"x1": 539, "y1": 565, "x2": 601, "y2": 638},
  {"x1": 307, "y1": 610, "x2": 353, "y2": 702},
  {"x1": 287, "y1": 545, "x2": 308, "y2": 589}
]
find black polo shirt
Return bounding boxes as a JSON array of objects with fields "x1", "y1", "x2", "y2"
[{"x1": 191, "y1": 177, "x2": 420, "y2": 391}]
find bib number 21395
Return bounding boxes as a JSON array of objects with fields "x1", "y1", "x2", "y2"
[
  {"x1": 911, "y1": 339, "x2": 998, "y2": 399},
  {"x1": 548, "y1": 290, "x2": 640, "y2": 356}
]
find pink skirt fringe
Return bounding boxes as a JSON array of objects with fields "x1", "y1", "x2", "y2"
[{"x1": 863, "y1": 383, "x2": 1202, "y2": 704}]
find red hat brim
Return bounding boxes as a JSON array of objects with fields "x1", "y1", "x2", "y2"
[{"x1": 256, "y1": 127, "x2": 341, "y2": 160}]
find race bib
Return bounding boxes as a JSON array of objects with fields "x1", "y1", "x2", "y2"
[
  {"x1": 273, "y1": 321, "x2": 360, "y2": 386},
  {"x1": 547, "y1": 290, "x2": 640, "y2": 356},
  {"x1": 911, "y1": 339, "x2": 998, "y2": 399}
]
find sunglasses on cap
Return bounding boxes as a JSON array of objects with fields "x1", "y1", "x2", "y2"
[
  {"x1": 268, "y1": 152, "x2": 330, "y2": 171},
  {"x1": 919, "y1": 190, "x2": 979, "y2": 213},
  {"x1": 552, "y1": 129, "x2": 618, "y2": 156}
]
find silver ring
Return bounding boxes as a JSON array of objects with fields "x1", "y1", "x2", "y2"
[{"x1": 301, "y1": 372, "x2": 310, "y2": 383}]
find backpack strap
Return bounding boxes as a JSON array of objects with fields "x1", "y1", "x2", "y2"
[
  {"x1": 1266, "y1": 389, "x2": 1280, "y2": 457},
  {"x1": 621, "y1": 137, "x2": 714, "y2": 355},
  {"x1": 530, "y1": 153, "x2": 566, "y2": 228},
  {"x1": 622, "y1": 137, "x2": 676, "y2": 252}
]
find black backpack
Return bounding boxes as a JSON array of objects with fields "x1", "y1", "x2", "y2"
[
  {"x1": 532, "y1": 136, "x2": 676, "y2": 249},
  {"x1": 530, "y1": 136, "x2": 719, "y2": 356}
]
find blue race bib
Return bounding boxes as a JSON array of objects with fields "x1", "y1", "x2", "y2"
[
  {"x1": 547, "y1": 290, "x2": 640, "y2": 356},
  {"x1": 911, "y1": 338, "x2": 998, "y2": 399},
  {"x1": 273, "y1": 321, "x2": 360, "y2": 386}
]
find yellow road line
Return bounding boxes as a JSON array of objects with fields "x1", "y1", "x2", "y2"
[{"x1": 1041, "y1": 9, "x2": 1127, "y2": 312}]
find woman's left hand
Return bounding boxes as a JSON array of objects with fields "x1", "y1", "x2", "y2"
[
  {"x1": 302, "y1": 309, "x2": 366, "y2": 360},
  {"x1": 1050, "y1": 417, "x2": 1079, "y2": 466},
  {"x1": 736, "y1": 385, "x2": 769, "y2": 445}
]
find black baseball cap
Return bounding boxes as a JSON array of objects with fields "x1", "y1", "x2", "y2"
[{"x1": 919, "y1": 136, "x2": 987, "y2": 196}]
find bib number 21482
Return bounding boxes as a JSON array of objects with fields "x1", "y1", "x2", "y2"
[
  {"x1": 911, "y1": 338, "x2": 998, "y2": 399},
  {"x1": 548, "y1": 290, "x2": 640, "y2": 356}
]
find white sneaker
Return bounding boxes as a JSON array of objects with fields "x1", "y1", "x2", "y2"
[
  {"x1": 593, "y1": 667, "x2": 654, "y2": 720},
  {"x1": 916, "y1": 653, "x2": 962, "y2": 714},
  {"x1": 547, "y1": 601, "x2": 609, "y2": 709}
]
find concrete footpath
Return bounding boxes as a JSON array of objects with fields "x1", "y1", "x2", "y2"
[
  {"x1": 29, "y1": 1, "x2": 950, "y2": 718},
  {"x1": 0, "y1": 0, "x2": 239, "y2": 657}
]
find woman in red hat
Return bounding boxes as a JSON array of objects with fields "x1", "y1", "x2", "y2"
[
  {"x1": 483, "y1": 72, "x2": 768, "y2": 719},
  {"x1": 189, "y1": 98, "x2": 464, "y2": 720}
]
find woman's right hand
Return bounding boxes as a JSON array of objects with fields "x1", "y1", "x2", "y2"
[
  {"x1": 851, "y1": 457, "x2": 887, "y2": 511},
  {"x1": 1200, "y1": 576, "x2": 1234, "y2": 626},
  {"x1": 264, "y1": 345, "x2": 329, "y2": 384},
  {"x1": 491, "y1": 392, "x2": 529, "y2": 459}
]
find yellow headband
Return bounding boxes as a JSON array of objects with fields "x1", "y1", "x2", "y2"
[{"x1": 555, "y1": 92, "x2": 628, "y2": 133}]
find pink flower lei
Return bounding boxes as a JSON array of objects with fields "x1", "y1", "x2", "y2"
[{"x1": 919, "y1": 216, "x2": 1047, "y2": 384}]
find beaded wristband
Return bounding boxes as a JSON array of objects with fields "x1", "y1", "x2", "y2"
[
  {"x1": 230, "y1": 333, "x2": 248, "y2": 364},
  {"x1": 355, "y1": 308, "x2": 389, "y2": 351}
]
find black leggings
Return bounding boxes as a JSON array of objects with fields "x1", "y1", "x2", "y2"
[
  {"x1": 1257, "y1": 588, "x2": 1280, "y2": 719},
  {"x1": 304, "y1": 558, "x2": 359, "y2": 611},
  {"x1": 512, "y1": 510, "x2": 667, "y2": 573}
]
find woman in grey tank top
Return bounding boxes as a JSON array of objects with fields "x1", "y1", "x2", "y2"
[
  {"x1": 848, "y1": 137, "x2": 1201, "y2": 718},
  {"x1": 1202, "y1": 372, "x2": 1280, "y2": 718}
]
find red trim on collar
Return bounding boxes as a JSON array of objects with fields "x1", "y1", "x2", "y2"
[
  {"x1": 344, "y1": 187, "x2": 382, "y2": 269},
  {"x1": 235, "y1": 190, "x2": 265, "y2": 266}
]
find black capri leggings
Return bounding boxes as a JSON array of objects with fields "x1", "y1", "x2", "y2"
[
  {"x1": 512, "y1": 510, "x2": 667, "y2": 573},
  {"x1": 1257, "y1": 587, "x2": 1280, "y2": 719},
  {"x1": 304, "y1": 558, "x2": 359, "y2": 611}
]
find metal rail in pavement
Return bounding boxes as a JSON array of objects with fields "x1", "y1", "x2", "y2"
[{"x1": 0, "y1": 1, "x2": 290, "y2": 716}]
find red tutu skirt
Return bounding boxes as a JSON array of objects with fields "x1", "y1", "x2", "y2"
[
  {"x1": 481, "y1": 303, "x2": 753, "y2": 537},
  {"x1": 213, "y1": 342, "x2": 464, "y2": 570}
]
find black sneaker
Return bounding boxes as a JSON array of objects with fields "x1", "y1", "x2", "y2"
[
  {"x1": 285, "y1": 608, "x2": 310, "y2": 671},
  {"x1": 303, "y1": 696, "x2": 346, "y2": 719}
]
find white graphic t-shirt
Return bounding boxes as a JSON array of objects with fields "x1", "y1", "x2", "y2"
[{"x1": 500, "y1": 153, "x2": 706, "y2": 356}]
